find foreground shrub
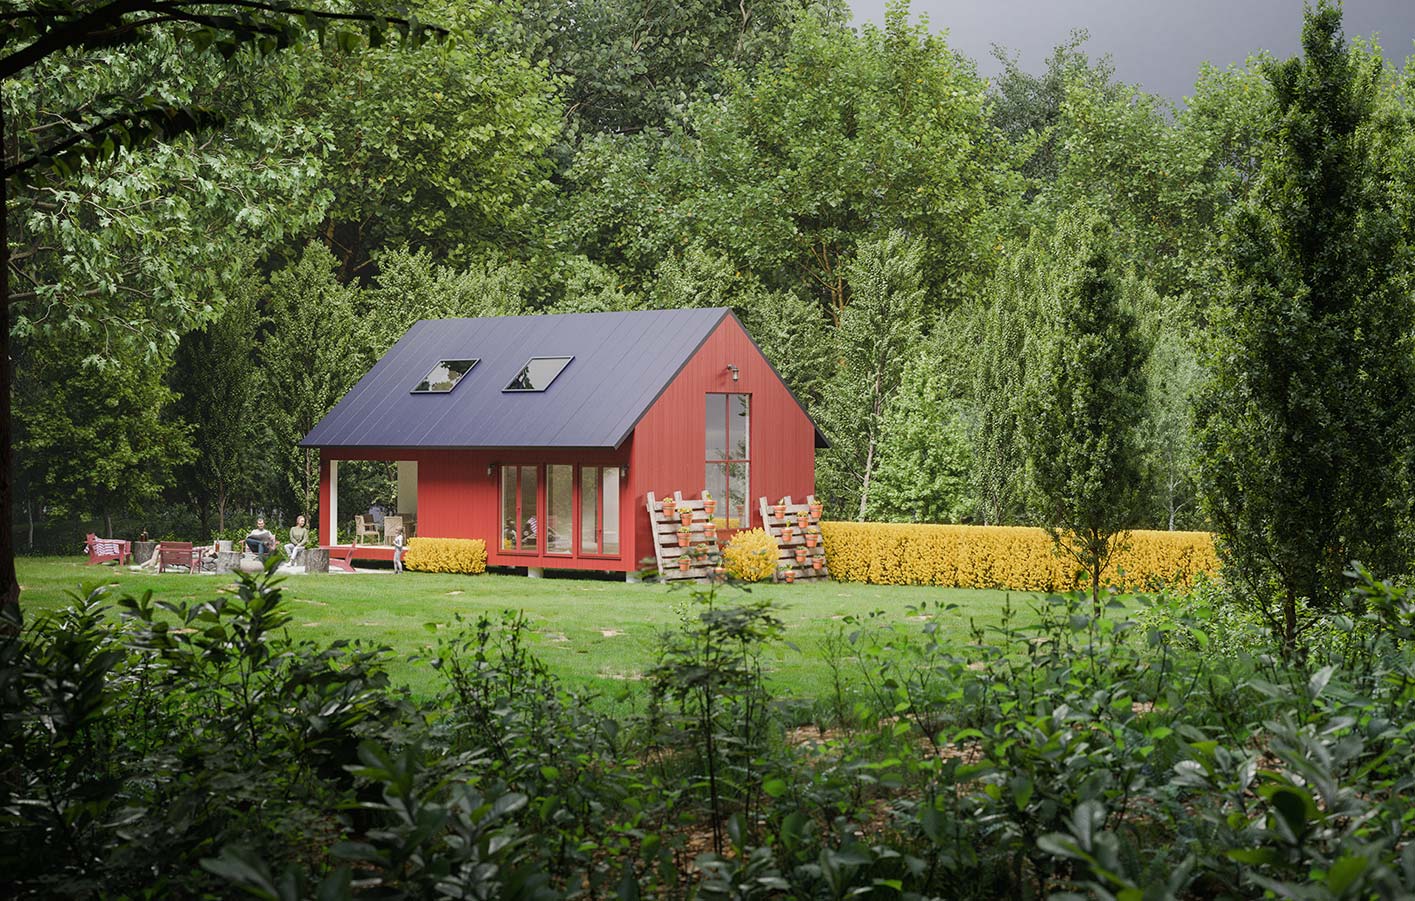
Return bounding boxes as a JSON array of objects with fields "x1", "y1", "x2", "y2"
[
  {"x1": 722, "y1": 528, "x2": 778, "y2": 582},
  {"x1": 821, "y1": 521, "x2": 1217, "y2": 591},
  {"x1": 403, "y1": 536, "x2": 487, "y2": 574}
]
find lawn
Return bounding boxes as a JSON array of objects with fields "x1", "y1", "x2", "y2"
[{"x1": 16, "y1": 556, "x2": 1039, "y2": 704}]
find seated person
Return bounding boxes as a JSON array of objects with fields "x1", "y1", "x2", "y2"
[
  {"x1": 284, "y1": 514, "x2": 309, "y2": 565},
  {"x1": 245, "y1": 518, "x2": 278, "y2": 561}
]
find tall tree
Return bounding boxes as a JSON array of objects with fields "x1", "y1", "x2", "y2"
[
  {"x1": 1024, "y1": 210, "x2": 1148, "y2": 614},
  {"x1": 972, "y1": 234, "x2": 1050, "y2": 525},
  {"x1": 1195, "y1": 2, "x2": 1415, "y2": 650},
  {"x1": 169, "y1": 290, "x2": 261, "y2": 534},
  {"x1": 816, "y1": 230, "x2": 925, "y2": 519},
  {"x1": 1, "y1": 0, "x2": 443, "y2": 617},
  {"x1": 260, "y1": 244, "x2": 366, "y2": 525}
]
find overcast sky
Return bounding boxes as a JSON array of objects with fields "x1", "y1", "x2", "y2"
[{"x1": 847, "y1": 0, "x2": 1415, "y2": 102}]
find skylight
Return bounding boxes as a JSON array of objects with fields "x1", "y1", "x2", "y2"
[
  {"x1": 412, "y1": 359, "x2": 479, "y2": 393},
  {"x1": 504, "y1": 356, "x2": 573, "y2": 392}
]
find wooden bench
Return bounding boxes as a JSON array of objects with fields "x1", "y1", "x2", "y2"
[{"x1": 86, "y1": 533, "x2": 131, "y2": 566}]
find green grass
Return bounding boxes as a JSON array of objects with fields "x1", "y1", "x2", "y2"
[{"x1": 17, "y1": 556, "x2": 1040, "y2": 703}]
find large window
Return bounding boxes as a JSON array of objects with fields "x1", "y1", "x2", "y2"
[
  {"x1": 501, "y1": 465, "x2": 538, "y2": 552},
  {"x1": 499, "y1": 463, "x2": 622, "y2": 558},
  {"x1": 580, "y1": 466, "x2": 620, "y2": 555},
  {"x1": 546, "y1": 465, "x2": 573, "y2": 555},
  {"x1": 705, "y1": 393, "x2": 750, "y2": 528}
]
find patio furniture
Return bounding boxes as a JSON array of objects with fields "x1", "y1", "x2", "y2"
[
  {"x1": 382, "y1": 515, "x2": 405, "y2": 543},
  {"x1": 158, "y1": 542, "x2": 201, "y2": 573},
  {"x1": 86, "y1": 533, "x2": 131, "y2": 566},
  {"x1": 354, "y1": 515, "x2": 380, "y2": 544},
  {"x1": 324, "y1": 544, "x2": 357, "y2": 572}
]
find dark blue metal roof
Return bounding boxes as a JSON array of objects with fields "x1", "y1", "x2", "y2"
[{"x1": 301, "y1": 307, "x2": 737, "y2": 450}]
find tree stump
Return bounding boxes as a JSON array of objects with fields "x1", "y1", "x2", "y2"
[
  {"x1": 304, "y1": 548, "x2": 330, "y2": 574},
  {"x1": 132, "y1": 542, "x2": 158, "y2": 566},
  {"x1": 215, "y1": 551, "x2": 242, "y2": 574}
]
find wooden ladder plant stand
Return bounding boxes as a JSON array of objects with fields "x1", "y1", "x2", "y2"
[
  {"x1": 759, "y1": 494, "x2": 830, "y2": 583},
  {"x1": 645, "y1": 491, "x2": 723, "y2": 583}
]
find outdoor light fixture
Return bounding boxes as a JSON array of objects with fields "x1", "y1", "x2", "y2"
[
  {"x1": 727, "y1": 364, "x2": 740, "y2": 382},
  {"x1": 619, "y1": 464, "x2": 630, "y2": 479},
  {"x1": 487, "y1": 462, "x2": 498, "y2": 477}
]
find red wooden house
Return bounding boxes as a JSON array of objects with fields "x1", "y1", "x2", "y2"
[{"x1": 300, "y1": 308, "x2": 827, "y2": 576}]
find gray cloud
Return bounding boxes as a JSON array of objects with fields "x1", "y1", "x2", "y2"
[{"x1": 848, "y1": 0, "x2": 1415, "y2": 101}]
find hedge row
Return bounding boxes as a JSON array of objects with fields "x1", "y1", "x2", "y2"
[
  {"x1": 819, "y1": 522, "x2": 1218, "y2": 592},
  {"x1": 403, "y1": 537, "x2": 487, "y2": 575}
]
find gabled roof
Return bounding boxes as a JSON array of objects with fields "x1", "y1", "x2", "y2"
[{"x1": 300, "y1": 307, "x2": 826, "y2": 450}]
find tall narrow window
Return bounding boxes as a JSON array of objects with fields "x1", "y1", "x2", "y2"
[
  {"x1": 546, "y1": 465, "x2": 573, "y2": 555},
  {"x1": 579, "y1": 466, "x2": 621, "y2": 555},
  {"x1": 705, "y1": 394, "x2": 750, "y2": 528},
  {"x1": 500, "y1": 465, "x2": 538, "y2": 553}
]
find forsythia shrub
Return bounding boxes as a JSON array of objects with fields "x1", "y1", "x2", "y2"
[
  {"x1": 820, "y1": 523, "x2": 1217, "y2": 591},
  {"x1": 403, "y1": 537, "x2": 487, "y2": 575},
  {"x1": 723, "y1": 529, "x2": 779, "y2": 582}
]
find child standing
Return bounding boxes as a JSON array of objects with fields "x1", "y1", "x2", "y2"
[{"x1": 392, "y1": 528, "x2": 405, "y2": 574}]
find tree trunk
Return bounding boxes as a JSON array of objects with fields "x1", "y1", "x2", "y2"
[
  {"x1": 1, "y1": 96, "x2": 19, "y2": 627},
  {"x1": 104, "y1": 510, "x2": 113, "y2": 537},
  {"x1": 1282, "y1": 588, "x2": 1298, "y2": 657},
  {"x1": 857, "y1": 437, "x2": 875, "y2": 521}
]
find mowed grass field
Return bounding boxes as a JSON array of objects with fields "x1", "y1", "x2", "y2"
[{"x1": 17, "y1": 556, "x2": 1040, "y2": 703}]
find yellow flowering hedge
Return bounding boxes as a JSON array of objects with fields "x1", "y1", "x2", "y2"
[
  {"x1": 723, "y1": 529, "x2": 779, "y2": 583},
  {"x1": 403, "y1": 537, "x2": 487, "y2": 575},
  {"x1": 819, "y1": 523, "x2": 1217, "y2": 592}
]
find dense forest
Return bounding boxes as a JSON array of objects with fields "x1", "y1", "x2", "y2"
[{"x1": 6, "y1": 0, "x2": 1414, "y2": 551}]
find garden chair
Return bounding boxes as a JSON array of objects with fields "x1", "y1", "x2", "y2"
[
  {"x1": 86, "y1": 533, "x2": 131, "y2": 565},
  {"x1": 354, "y1": 515, "x2": 380, "y2": 544},
  {"x1": 383, "y1": 515, "x2": 404, "y2": 543},
  {"x1": 324, "y1": 544, "x2": 357, "y2": 572},
  {"x1": 158, "y1": 542, "x2": 196, "y2": 573}
]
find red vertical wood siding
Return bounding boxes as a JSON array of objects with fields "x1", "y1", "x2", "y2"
[
  {"x1": 315, "y1": 315, "x2": 816, "y2": 573},
  {"x1": 625, "y1": 316, "x2": 817, "y2": 561}
]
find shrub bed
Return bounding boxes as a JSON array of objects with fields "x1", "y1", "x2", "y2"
[
  {"x1": 403, "y1": 536, "x2": 487, "y2": 574},
  {"x1": 821, "y1": 522, "x2": 1217, "y2": 591},
  {"x1": 722, "y1": 528, "x2": 779, "y2": 582}
]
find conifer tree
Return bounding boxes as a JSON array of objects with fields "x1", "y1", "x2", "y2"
[
  {"x1": 1024, "y1": 210, "x2": 1149, "y2": 614},
  {"x1": 1195, "y1": 1, "x2": 1415, "y2": 650}
]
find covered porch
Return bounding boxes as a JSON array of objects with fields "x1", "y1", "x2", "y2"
[{"x1": 320, "y1": 455, "x2": 420, "y2": 561}]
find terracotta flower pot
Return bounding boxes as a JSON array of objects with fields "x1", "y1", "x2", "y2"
[
  {"x1": 784, "y1": 568, "x2": 796, "y2": 583},
  {"x1": 679, "y1": 557, "x2": 691, "y2": 572},
  {"x1": 680, "y1": 509, "x2": 694, "y2": 527},
  {"x1": 677, "y1": 532, "x2": 690, "y2": 548},
  {"x1": 713, "y1": 565, "x2": 725, "y2": 577},
  {"x1": 812, "y1": 558, "x2": 823, "y2": 571},
  {"x1": 773, "y1": 502, "x2": 787, "y2": 520},
  {"x1": 796, "y1": 512, "x2": 809, "y2": 529},
  {"x1": 805, "y1": 534, "x2": 817, "y2": 548},
  {"x1": 662, "y1": 498, "x2": 677, "y2": 517},
  {"x1": 781, "y1": 526, "x2": 794, "y2": 542},
  {"x1": 809, "y1": 502, "x2": 823, "y2": 519},
  {"x1": 703, "y1": 498, "x2": 717, "y2": 515},
  {"x1": 704, "y1": 525, "x2": 717, "y2": 541},
  {"x1": 795, "y1": 547, "x2": 807, "y2": 564}
]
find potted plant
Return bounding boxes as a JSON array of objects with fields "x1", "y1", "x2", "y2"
[
  {"x1": 812, "y1": 556, "x2": 824, "y2": 571},
  {"x1": 680, "y1": 507, "x2": 695, "y2": 527},
  {"x1": 780, "y1": 524, "x2": 794, "y2": 543},
  {"x1": 678, "y1": 556, "x2": 691, "y2": 573},
  {"x1": 796, "y1": 509, "x2": 810, "y2": 529},
  {"x1": 773, "y1": 499, "x2": 787, "y2": 520},
  {"x1": 677, "y1": 525, "x2": 691, "y2": 547},
  {"x1": 808, "y1": 499, "x2": 823, "y2": 519},
  {"x1": 794, "y1": 546, "x2": 807, "y2": 565},
  {"x1": 713, "y1": 563, "x2": 726, "y2": 578},
  {"x1": 702, "y1": 491, "x2": 716, "y2": 516},
  {"x1": 784, "y1": 568, "x2": 796, "y2": 584},
  {"x1": 805, "y1": 525, "x2": 820, "y2": 549},
  {"x1": 662, "y1": 497, "x2": 677, "y2": 518},
  {"x1": 704, "y1": 521, "x2": 718, "y2": 541},
  {"x1": 691, "y1": 543, "x2": 711, "y2": 563}
]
